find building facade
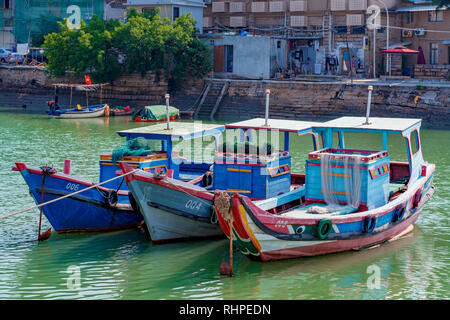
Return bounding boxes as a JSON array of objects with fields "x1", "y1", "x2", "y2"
[
  {"x1": 202, "y1": 0, "x2": 448, "y2": 79},
  {"x1": 397, "y1": 1, "x2": 450, "y2": 66},
  {"x1": 1, "y1": 0, "x2": 105, "y2": 49},
  {"x1": 125, "y1": 0, "x2": 205, "y2": 32}
]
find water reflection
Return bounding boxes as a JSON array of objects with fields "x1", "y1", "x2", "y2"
[{"x1": 0, "y1": 112, "x2": 448, "y2": 299}]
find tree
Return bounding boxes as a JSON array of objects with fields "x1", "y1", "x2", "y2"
[
  {"x1": 43, "y1": 9, "x2": 212, "y2": 88},
  {"x1": 43, "y1": 15, "x2": 123, "y2": 83},
  {"x1": 432, "y1": 0, "x2": 450, "y2": 8}
]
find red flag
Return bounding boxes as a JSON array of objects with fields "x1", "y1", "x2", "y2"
[{"x1": 85, "y1": 75, "x2": 92, "y2": 85}]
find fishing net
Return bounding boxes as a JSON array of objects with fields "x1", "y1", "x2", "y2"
[
  {"x1": 111, "y1": 137, "x2": 154, "y2": 164},
  {"x1": 320, "y1": 153, "x2": 361, "y2": 211}
]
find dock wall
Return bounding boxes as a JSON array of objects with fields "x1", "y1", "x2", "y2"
[{"x1": 0, "y1": 67, "x2": 449, "y2": 127}]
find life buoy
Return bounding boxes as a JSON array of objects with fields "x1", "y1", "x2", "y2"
[
  {"x1": 202, "y1": 173, "x2": 213, "y2": 187},
  {"x1": 104, "y1": 190, "x2": 118, "y2": 208},
  {"x1": 317, "y1": 218, "x2": 332, "y2": 240},
  {"x1": 413, "y1": 190, "x2": 422, "y2": 208},
  {"x1": 363, "y1": 216, "x2": 377, "y2": 233},
  {"x1": 392, "y1": 205, "x2": 406, "y2": 223}
]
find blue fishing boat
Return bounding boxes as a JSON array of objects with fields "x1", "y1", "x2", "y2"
[
  {"x1": 13, "y1": 121, "x2": 225, "y2": 234},
  {"x1": 46, "y1": 104, "x2": 107, "y2": 118},
  {"x1": 46, "y1": 83, "x2": 108, "y2": 119}
]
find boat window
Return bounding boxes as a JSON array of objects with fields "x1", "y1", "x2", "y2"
[
  {"x1": 290, "y1": 133, "x2": 318, "y2": 174},
  {"x1": 411, "y1": 130, "x2": 420, "y2": 155},
  {"x1": 339, "y1": 132, "x2": 383, "y2": 151}
]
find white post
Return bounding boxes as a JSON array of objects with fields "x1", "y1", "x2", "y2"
[
  {"x1": 165, "y1": 93, "x2": 170, "y2": 130},
  {"x1": 365, "y1": 86, "x2": 373, "y2": 125},
  {"x1": 265, "y1": 89, "x2": 270, "y2": 127},
  {"x1": 373, "y1": 27, "x2": 376, "y2": 79},
  {"x1": 376, "y1": 0, "x2": 390, "y2": 76}
]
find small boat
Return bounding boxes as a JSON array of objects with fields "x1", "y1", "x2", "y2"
[
  {"x1": 110, "y1": 105, "x2": 135, "y2": 117},
  {"x1": 118, "y1": 121, "x2": 226, "y2": 242},
  {"x1": 213, "y1": 117, "x2": 435, "y2": 261},
  {"x1": 47, "y1": 104, "x2": 107, "y2": 119},
  {"x1": 46, "y1": 83, "x2": 109, "y2": 119},
  {"x1": 132, "y1": 105, "x2": 180, "y2": 122}
]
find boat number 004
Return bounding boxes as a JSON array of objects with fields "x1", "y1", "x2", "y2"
[
  {"x1": 66, "y1": 183, "x2": 80, "y2": 192},
  {"x1": 185, "y1": 200, "x2": 202, "y2": 211}
]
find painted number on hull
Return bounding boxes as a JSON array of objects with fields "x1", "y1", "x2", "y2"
[
  {"x1": 66, "y1": 183, "x2": 79, "y2": 192},
  {"x1": 185, "y1": 200, "x2": 202, "y2": 211}
]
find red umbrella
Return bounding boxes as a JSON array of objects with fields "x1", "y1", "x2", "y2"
[{"x1": 380, "y1": 46, "x2": 419, "y2": 55}]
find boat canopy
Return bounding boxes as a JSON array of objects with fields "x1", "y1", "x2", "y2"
[
  {"x1": 309, "y1": 117, "x2": 422, "y2": 135},
  {"x1": 117, "y1": 122, "x2": 225, "y2": 141},
  {"x1": 309, "y1": 116, "x2": 424, "y2": 186},
  {"x1": 131, "y1": 105, "x2": 180, "y2": 121},
  {"x1": 225, "y1": 118, "x2": 321, "y2": 151},
  {"x1": 226, "y1": 118, "x2": 320, "y2": 134}
]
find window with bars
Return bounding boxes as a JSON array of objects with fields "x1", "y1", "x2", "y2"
[
  {"x1": 406, "y1": 12, "x2": 414, "y2": 24},
  {"x1": 429, "y1": 43, "x2": 438, "y2": 64},
  {"x1": 331, "y1": 0, "x2": 346, "y2": 11},
  {"x1": 251, "y1": 2, "x2": 266, "y2": 13},
  {"x1": 290, "y1": 1, "x2": 307, "y2": 12},
  {"x1": 428, "y1": 10, "x2": 443, "y2": 22}
]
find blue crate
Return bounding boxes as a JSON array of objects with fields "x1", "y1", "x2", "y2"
[
  {"x1": 99, "y1": 153, "x2": 175, "y2": 190},
  {"x1": 213, "y1": 151, "x2": 291, "y2": 199},
  {"x1": 305, "y1": 149, "x2": 390, "y2": 209}
]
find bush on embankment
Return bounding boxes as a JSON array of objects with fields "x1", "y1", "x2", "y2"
[{"x1": 43, "y1": 8, "x2": 212, "y2": 89}]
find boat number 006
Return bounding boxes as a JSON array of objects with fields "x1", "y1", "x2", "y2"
[
  {"x1": 185, "y1": 200, "x2": 202, "y2": 211},
  {"x1": 66, "y1": 183, "x2": 80, "y2": 192}
]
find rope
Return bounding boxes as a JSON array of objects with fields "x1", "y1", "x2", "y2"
[{"x1": 1, "y1": 169, "x2": 140, "y2": 221}]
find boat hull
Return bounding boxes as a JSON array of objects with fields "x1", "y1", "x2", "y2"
[
  {"x1": 47, "y1": 105, "x2": 106, "y2": 119},
  {"x1": 121, "y1": 164, "x2": 222, "y2": 242},
  {"x1": 215, "y1": 168, "x2": 435, "y2": 262},
  {"x1": 14, "y1": 163, "x2": 143, "y2": 233}
]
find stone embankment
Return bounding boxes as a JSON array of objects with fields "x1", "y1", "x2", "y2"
[{"x1": 0, "y1": 66, "x2": 449, "y2": 127}]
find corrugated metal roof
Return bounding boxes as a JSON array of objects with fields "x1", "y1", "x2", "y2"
[
  {"x1": 396, "y1": 5, "x2": 446, "y2": 12},
  {"x1": 381, "y1": 42, "x2": 412, "y2": 50}
]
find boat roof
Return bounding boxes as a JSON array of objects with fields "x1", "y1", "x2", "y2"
[
  {"x1": 225, "y1": 118, "x2": 320, "y2": 134},
  {"x1": 117, "y1": 121, "x2": 225, "y2": 140},
  {"x1": 309, "y1": 117, "x2": 422, "y2": 134}
]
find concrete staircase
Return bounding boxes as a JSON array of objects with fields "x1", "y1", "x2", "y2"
[{"x1": 194, "y1": 81, "x2": 228, "y2": 120}]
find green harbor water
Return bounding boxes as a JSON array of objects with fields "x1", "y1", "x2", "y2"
[{"x1": 0, "y1": 110, "x2": 448, "y2": 300}]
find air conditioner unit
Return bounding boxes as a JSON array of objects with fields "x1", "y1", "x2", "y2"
[
  {"x1": 402, "y1": 29, "x2": 413, "y2": 38},
  {"x1": 414, "y1": 28, "x2": 425, "y2": 36}
]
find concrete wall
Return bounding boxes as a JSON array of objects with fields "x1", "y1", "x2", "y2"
[{"x1": 204, "y1": 35, "x2": 278, "y2": 79}]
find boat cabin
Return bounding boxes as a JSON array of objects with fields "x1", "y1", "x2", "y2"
[
  {"x1": 213, "y1": 118, "x2": 321, "y2": 200},
  {"x1": 272, "y1": 116, "x2": 427, "y2": 215},
  {"x1": 100, "y1": 122, "x2": 225, "y2": 190}
]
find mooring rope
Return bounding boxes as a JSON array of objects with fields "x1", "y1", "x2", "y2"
[{"x1": 0, "y1": 169, "x2": 140, "y2": 221}]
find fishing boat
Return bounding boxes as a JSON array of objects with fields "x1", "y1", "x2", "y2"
[
  {"x1": 119, "y1": 118, "x2": 320, "y2": 242},
  {"x1": 110, "y1": 105, "x2": 135, "y2": 117},
  {"x1": 213, "y1": 116, "x2": 435, "y2": 261},
  {"x1": 132, "y1": 105, "x2": 180, "y2": 122},
  {"x1": 13, "y1": 120, "x2": 224, "y2": 234},
  {"x1": 47, "y1": 104, "x2": 107, "y2": 119},
  {"x1": 118, "y1": 121, "x2": 226, "y2": 242},
  {"x1": 46, "y1": 83, "x2": 108, "y2": 119}
]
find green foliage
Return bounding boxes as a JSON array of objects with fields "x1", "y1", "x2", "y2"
[
  {"x1": 42, "y1": 9, "x2": 212, "y2": 88},
  {"x1": 431, "y1": 0, "x2": 450, "y2": 8}
]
